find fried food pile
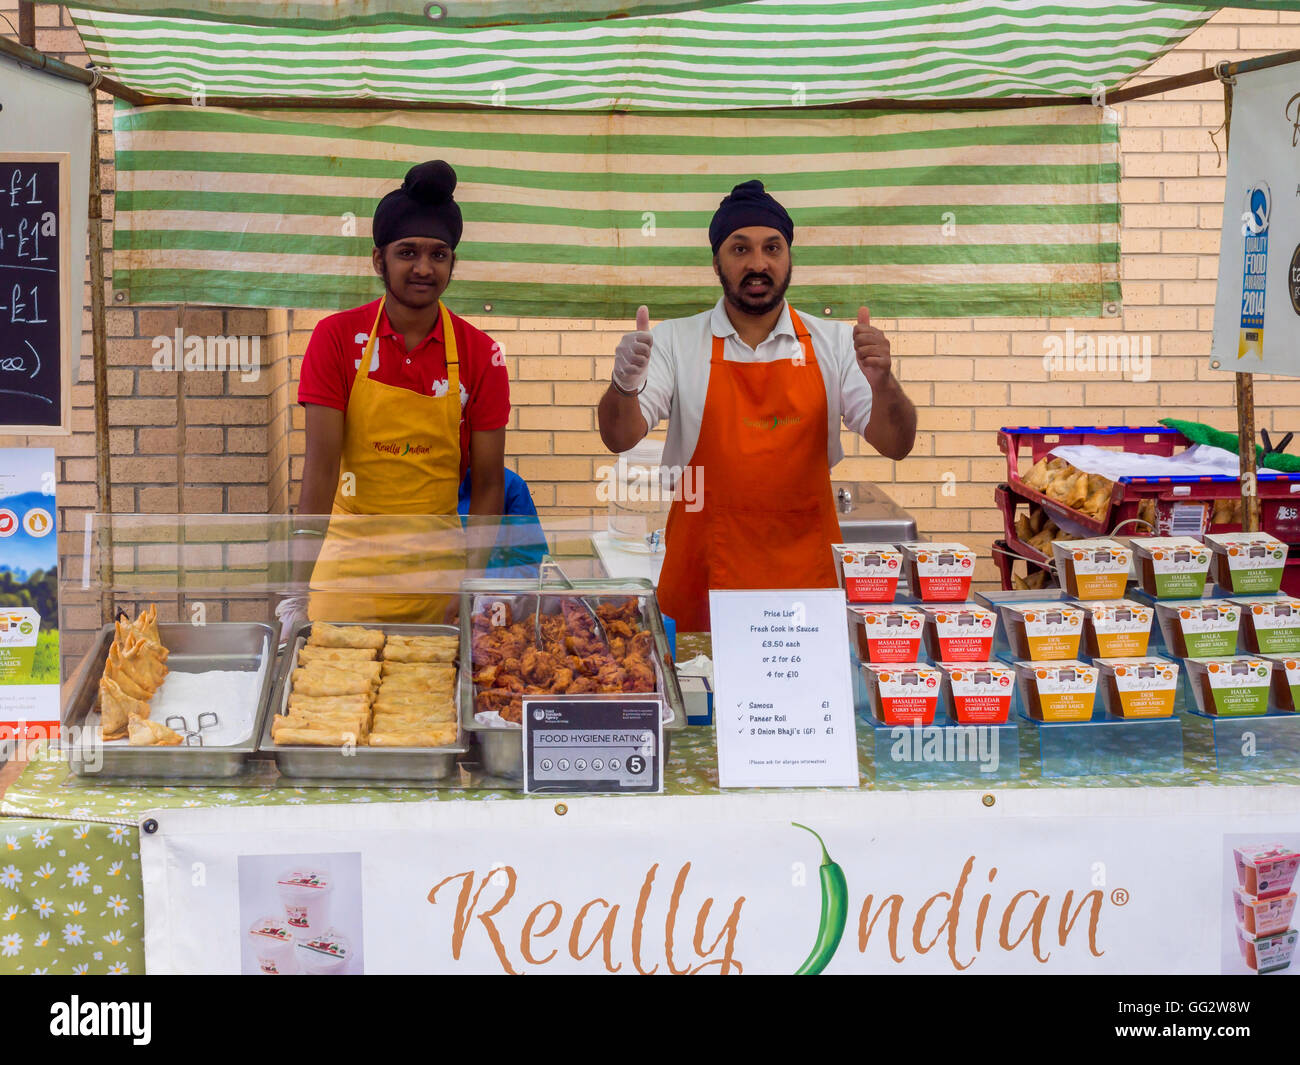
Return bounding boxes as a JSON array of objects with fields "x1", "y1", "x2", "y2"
[
  {"x1": 1014, "y1": 503, "x2": 1079, "y2": 558},
  {"x1": 471, "y1": 597, "x2": 658, "y2": 725},
  {"x1": 273, "y1": 622, "x2": 457, "y2": 747},
  {"x1": 1020, "y1": 456, "x2": 1114, "y2": 521},
  {"x1": 98, "y1": 605, "x2": 183, "y2": 746}
]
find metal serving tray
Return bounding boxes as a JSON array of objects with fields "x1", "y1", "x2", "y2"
[
  {"x1": 459, "y1": 578, "x2": 684, "y2": 782},
  {"x1": 261, "y1": 620, "x2": 468, "y2": 784},
  {"x1": 62, "y1": 621, "x2": 279, "y2": 780}
]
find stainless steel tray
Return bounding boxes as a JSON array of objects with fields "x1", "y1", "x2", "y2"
[
  {"x1": 261, "y1": 619, "x2": 468, "y2": 783},
  {"x1": 459, "y1": 578, "x2": 684, "y2": 781},
  {"x1": 62, "y1": 621, "x2": 279, "y2": 780}
]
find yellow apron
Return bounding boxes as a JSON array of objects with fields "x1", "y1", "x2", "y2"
[{"x1": 308, "y1": 296, "x2": 466, "y2": 624}]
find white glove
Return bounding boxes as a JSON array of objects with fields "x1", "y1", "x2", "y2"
[
  {"x1": 274, "y1": 594, "x2": 309, "y2": 643},
  {"x1": 612, "y1": 305, "x2": 652, "y2": 394}
]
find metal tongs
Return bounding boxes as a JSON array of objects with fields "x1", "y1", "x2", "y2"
[
  {"x1": 535, "y1": 556, "x2": 611, "y2": 650},
  {"x1": 165, "y1": 711, "x2": 219, "y2": 746}
]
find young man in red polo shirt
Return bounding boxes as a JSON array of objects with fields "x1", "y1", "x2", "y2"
[{"x1": 292, "y1": 160, "x2": 510, "y2": 623}]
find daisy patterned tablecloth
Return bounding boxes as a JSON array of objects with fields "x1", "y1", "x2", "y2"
[{"x1": 5, "y1": 713, "x2": 1300, "y2": 973}]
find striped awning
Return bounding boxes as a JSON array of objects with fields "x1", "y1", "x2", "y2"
[
  {"x1": 69, "y1": 1, "x2": 1221, "y2": 110},
  {"x1": 112, "y1": 102, "x2": 1120, "y2": 317}
]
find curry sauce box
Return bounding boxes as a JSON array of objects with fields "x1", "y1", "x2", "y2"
[
  {"x1": 832, "y1": 544, "x2": 903, "y2": 604},
  {"x1": 898, "y1": 542, "x2": 976, "y2": 602}
]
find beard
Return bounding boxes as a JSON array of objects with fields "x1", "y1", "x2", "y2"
[
  {"x1": 719, "y1": 262, "x2": 792, "y2": 316},
  {"x1": 377, "y1": 252, "x2": 453, "y2": 308}
]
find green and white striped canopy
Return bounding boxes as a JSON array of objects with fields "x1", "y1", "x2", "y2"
[
  {"x1": 112, "y1": 102, "x2": 1120, "y2": 317},
  {"x1": 69, "y1": 1, "x2": 1225, "y2": 109}
]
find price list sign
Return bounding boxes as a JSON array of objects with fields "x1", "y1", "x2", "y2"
[
  {"x1": 709, "y1": 589, "x2": 859, "y2": 788},
  {"x1": 0, "y1": 153, "x2": 71, "y2": 432}
]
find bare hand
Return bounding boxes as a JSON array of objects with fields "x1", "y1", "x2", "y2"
[
  {"x1": 853, "y1": 306, "x2": 892, "y2": 389},
  {"x1": 613, "y1": 305, "x2": 652, "y2": 393}
]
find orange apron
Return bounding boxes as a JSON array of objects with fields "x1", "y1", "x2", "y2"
[
  {"x1": 657, "y1": 307, "x2": 841, "y2": 632},
  {"x1": 308, "y1": 296, "x2": 466, "y2": 624}
]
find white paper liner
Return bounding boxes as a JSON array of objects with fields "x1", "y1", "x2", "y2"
[{"x1": 86, "y1": 649, "x2": 269, "y2": 748}]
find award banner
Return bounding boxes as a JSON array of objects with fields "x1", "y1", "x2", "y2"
[
  {"x1": 1211, "y1": 60, "x2": 1300, "y2": 376},
  {"x1": 141, "y1": 786, "x2": 1300, "y2": 975},
  {"x1": 0, "y1": 449, "x2": 59, "y2": 738}
]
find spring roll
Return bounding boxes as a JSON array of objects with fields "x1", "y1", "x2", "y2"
[
  {"x1": 273, "y1": 726, "x2": 362, "y2": 747},
  {"x1": 292, "y1": 666, "x2": 379, "y2": 697},
  {"x1": 378, "y1": 671, "x2": 454, "y2": 694},
  {"x1": 367, "y1": 726, "x2": 457, "y2": 747},
  {"x1": 382, "y1": 643, "x2": 455, "y2": 664},
  {"x1": 373, "y1": 703, "x2": 456, "y2": 724},
  {"x1": 380, "y1": 660, "x2": 457, "y2": 677},
  {"x1": 296, "y1": 645, "x2": 378, "y2": 666},
  {"x1": 307, "y1": 622, "x2": 386, "y2": 650},
  {"x1": 287, "y1": 692, "x2": 373, "y2": 714},
  {"x1": 274, "y1": 712, "x2": 370, "y2": 738}
]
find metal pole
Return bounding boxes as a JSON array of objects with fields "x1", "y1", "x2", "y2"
[
  {"x1": 1221, "y1": 74, "x2": 1262, "y2": 534},
  {"x1": 87, "y1": 87, "x2": 115, "y2": 622},
  {"x1": 16, "y1": 2, "x2": 33, "y2": 47}
]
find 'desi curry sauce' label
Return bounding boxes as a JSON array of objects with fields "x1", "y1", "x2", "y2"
[
  {"x1": 1003, "y1": 604, "x2": 1084, "y2": 661},
  {"x1": 1206, "y1": 532, "x2": 1287, "y2": 594},
  {"x1": 1053, "y1": 538, "x2": 1131, "y2": 600},
  {"x1": 1084, "y1": 600, "x2": 1153, "y2": 658},
  {"x1": 1132, "y1": 536, "x2": 1212, "y2": 599},
  {"x1": 1097, "y1": 658, "x2": 1178, "y2": 719},
  {"x1": 862, "y1": 664, "x2": 941, "y2": 726},
  {"x1": 1015, "y1": 660, "x2": 1098, "y2": 722},
  {"x1": 833, "y1": 544, "x2": 903, "y2": 603}
]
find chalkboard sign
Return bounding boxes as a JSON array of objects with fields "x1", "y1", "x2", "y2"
[{"x1": 0, "y1": 153, "x2": 72, "y2": 433}]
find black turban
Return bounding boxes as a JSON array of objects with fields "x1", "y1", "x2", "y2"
[
  {"x1": 708, "y1": 179, "x2": 794, "y2": 254},
  {"x1": 372, "y1": 160, "x2": 463, "y2": 249}
]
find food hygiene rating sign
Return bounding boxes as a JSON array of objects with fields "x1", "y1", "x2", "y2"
[
  {"x1": 1211, "y1": 61, "x2": 1300, "y2": 375},
  {"x1": 141, "y1": 788, "x2": 1296, "y2": 974}
]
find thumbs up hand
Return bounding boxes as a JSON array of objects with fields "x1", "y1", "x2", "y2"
[
  {"x1": 852, "y1": 305, "x2": 892, "y2": 389},
  {"x1": 613, "y1": 304, "x2": 653, "y2": 394}
]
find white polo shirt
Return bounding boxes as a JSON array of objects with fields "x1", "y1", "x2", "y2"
[{"x1": 637, "y1": 298, "x2": 874, "y2": 470}]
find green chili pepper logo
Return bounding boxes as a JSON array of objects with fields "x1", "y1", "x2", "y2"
[{"x1": 792, "y1": 822, "x2": 848, "y2": 975}]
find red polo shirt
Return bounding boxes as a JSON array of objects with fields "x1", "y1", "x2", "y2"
[{"x1": 297, "y1": 298, "x2": 510, "y2": 479}]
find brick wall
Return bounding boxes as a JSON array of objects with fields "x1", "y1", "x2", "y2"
[{"x1": 3, "y1": 4, "x2": 1298, "y2": 614}]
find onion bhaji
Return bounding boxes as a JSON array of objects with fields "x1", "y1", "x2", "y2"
[{"x1": 472, "y1": 596, "x2": 659, "y2": 722}]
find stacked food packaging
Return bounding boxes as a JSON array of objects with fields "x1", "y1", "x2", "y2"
[
  {"x1": 1232, "y1": 844, "x2": 1299, "y2": 974},
  {"x1": 835, "y1": 529, "x2": 1298, "y2": 728},
  {"x1": 836, "y1": 542, "x2": 1012, "y2": 727}
]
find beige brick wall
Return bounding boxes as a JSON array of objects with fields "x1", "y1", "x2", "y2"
[{"x1": 4, "y1": 5, "x2": 1298, "y2": 611}]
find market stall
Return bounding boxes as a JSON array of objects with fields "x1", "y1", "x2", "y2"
[{"x1": 2, "y1": 2, "x2": 1300, "y2": 978}]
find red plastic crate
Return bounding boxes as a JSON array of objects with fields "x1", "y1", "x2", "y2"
[{"x1": 998, "y1": 425, "x2": 1300, "y2": 540}]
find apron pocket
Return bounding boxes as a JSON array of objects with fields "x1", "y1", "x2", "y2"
[{"x1": 707, "y1": 503, "x2": 838, "y2": 590}]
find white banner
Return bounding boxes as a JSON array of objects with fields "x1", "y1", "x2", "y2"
[
  {"x1": 1211, "y1": 61, "x2": 1300, "y2": 376},
  {"x1": 140, "y1": 787, "x2": 1300, "y2": 975}
]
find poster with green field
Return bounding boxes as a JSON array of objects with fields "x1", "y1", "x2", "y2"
[{"x1": 0, "y1": 449, "x2": 58, "y2": 738}]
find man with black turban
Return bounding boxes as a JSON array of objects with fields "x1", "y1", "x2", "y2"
[
  {"x1": 598, "y1": 179, "x2": 916, "y2": 631},
  {"x1": 292, "y1": 160, "x2": 511, "y2": 623}
]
